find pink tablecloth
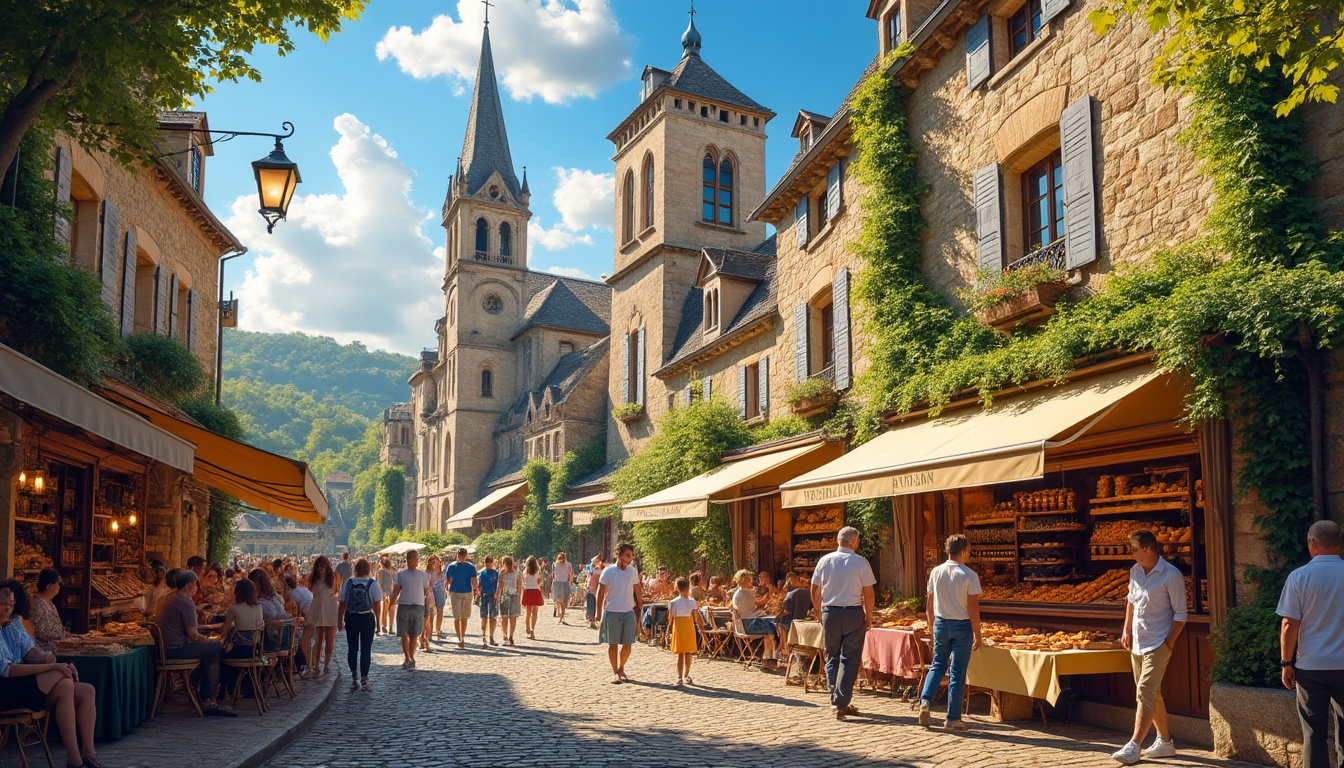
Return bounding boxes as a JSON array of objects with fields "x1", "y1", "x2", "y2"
[{"x1": 861, "y1": 627, "x2": 924, "y2": 679}]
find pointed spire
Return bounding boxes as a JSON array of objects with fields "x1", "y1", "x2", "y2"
[
  {"x1": 682, "y1": 0, "x2": 702, "y2": 58},
  {"x1": 520, "y1": 166, "x2": 530, "y2": 196},
  {"x1": 459, "y1": 23, "x2": 521, "y2": 201}
]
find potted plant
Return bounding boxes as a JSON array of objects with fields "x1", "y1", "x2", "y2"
[
  {"x1": 611, "y1": 402, "x2": 645, "y2": 423},
  {"x1": 967, "y1": 261, "x2": 1068, "y2": 331},
  {"x1": 786, "y1": 378, "x2": 839, "y2": 417}
]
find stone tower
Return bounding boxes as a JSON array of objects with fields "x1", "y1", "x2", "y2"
[{"x1": 604, "y1": 11, "x2": 773, "y2": 460}]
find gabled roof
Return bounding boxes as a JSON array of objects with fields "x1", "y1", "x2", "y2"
[
  {"x1": 660, "y1": 239, "x2": 779, "y2": 374},
  {"x1": 515, "y1": 278, "x2": 610, "y2": 338},
  {"x1": 497, "y1": 338, "x2": 610, "y2": 434},
  {"x1": 663, "y1": 53, "x2": 772, "y2": 114},
  {"x1": 481, "y1": 455, "x2": 525, "y2": 491},
  {"x1": 700, "y1": 245, "x2": 774, "y2": 285},
  {"x1": 792, "y1": 110, "x2": 832, "y2": 139},
  {"x1": 458, "y1": 26, "x2": 521, "y2": 201}
]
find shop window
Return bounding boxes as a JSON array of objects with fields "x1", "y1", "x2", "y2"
[
  {"x1": 1008, "y1": 0, "x2": 1044, "y2": 59},
  {"x1": 1022, "y1": 149, "x2": 1064, "y2": 253}
]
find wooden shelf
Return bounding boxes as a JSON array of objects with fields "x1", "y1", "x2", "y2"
[
  {"x1": 1091, "y1": 552, "x2": 1190, "y2": 561},
  {"x1": 1017, "y1": 509, "x2": 1078, "y2": 517},
  {"x1": 1090, "y1": 491, "x2": 1188, "y2": 504},
  {"x1": 965, "y1": 517, "x2": 1016, "y2": 527},
  {"x1": 792, "y1": 548, "x2": 834, "y2": 553},
  {"x1": 1018, "y1": 525, "x2": 1086, "y2": 533},
  {"x1": 1022, "y1": 575, "x2": 1079, "y2": 583},
  {"x1": 1020, "y1": 543, "x2": 1074, "y2": 550},
  {"x1": 1088, "y1": 502, "x2": 1188, "y2": 516},
  {"x1": 1021, "y1": 559, "x2": 1073, "y2": 566},
  {"x1": 15, "y1": 517, "x2": 56, "y2": 525},
  {"x1": 973, "y1": 557, "x2": 1017, "y2": 563}
]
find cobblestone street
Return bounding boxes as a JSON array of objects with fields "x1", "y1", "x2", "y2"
[{"x1": 266, "y1": 619, "x2": 1251, "y2": 768}]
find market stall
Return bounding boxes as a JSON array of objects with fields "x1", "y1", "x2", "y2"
[{"x1": 56, "y1": 623, "x2": 156, "y2": 739}]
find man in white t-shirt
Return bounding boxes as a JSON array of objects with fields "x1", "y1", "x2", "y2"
[
  {"x1": 389, "y1": 550, "x2": 432, "y2": 670},
  {"x1": 1277, "y1": 520, "x2": 1344, "y2": 768},
  {"x1": 596, "y1": 543, "x2": 643, "y2": 684},
  {"x1": 917, "y1": 533, "x2": 982, "y2": 731}
]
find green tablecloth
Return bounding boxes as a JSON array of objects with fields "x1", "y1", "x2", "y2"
[{"x1": 59, "y1": 646, "x2": 154, "y2": 740}]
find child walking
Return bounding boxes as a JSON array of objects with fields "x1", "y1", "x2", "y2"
[{"x1": 668, "y1": 577, "x2": 700, "y2": 685}]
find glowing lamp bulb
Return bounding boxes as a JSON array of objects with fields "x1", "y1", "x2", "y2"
[
  {"x1": 128, "y1": 513, "x2": 137, "y2": 525},
  {"x1": 33, "y1": 474, "x2": 44, "y2": 493},
  {"x1": 17, "y1": 470, "x2": 26, "y2": 488},
  {"x1": 111, "y1": 519, "x2": 120, "y2": 533}
]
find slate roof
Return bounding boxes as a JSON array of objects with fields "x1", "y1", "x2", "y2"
[
  {"x1": 703, "y1": 244, "x2": 774, "y2": 283},
  {"x1": 459, "y1": 26, "x2": 521, "y2": 201},
  {"x1": 515, "y1": 277, "x2": 611, "y2": 338},
  {"x1": 664, "y1": 53, "x2": 772, "y2": 114},
  {"x1": 481, "y1": 456, "x2": 525, "y2": 491},
  {"x1": 569, "y1": 460, "x2": 621, "y2": 491},
  {"x1": 495, "y1": 337, "x2": 609, "y2": 436},
  {"x1": 662, "y1": 238, "x2": 779, "y2": 371}
]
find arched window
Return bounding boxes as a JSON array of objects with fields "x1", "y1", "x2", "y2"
[
  {"x1": 717, "y1": 157, "x2": 734, "y2": 225},
  {"x1": 480, "y1": 368, "x2": 493, "y2": 398},
  {"x1": 622, "y1": 170, "x2": 635, "y2": 243},
  {"x1": 475, "y1": 218, "x2": 489, "y2": 256},
  {"x1": 642, "y1": 155, "x2": 655, "y2": 229},
  {"x1": 702, "y1": 153, "x2": 716, "y2": 223},
  {"x1": 442, "y1": 437, "x2": 452, "y2": 479},
  {"x1": 499, "y1": 222, "x2": 512, "y2": 260}
]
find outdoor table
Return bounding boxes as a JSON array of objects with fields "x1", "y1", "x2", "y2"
[
  {"x1": 861, "y1": 627, "x2": 925, "y2": 680},
  {"x1": 966, "y1": 645, "x2": 1132, "y2": 706},
  {"x1": 58, "y1": 645, "x2": 154, "y2": 740}
]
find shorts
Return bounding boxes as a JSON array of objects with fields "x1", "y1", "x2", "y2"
[
  {"x1": 599, "y1": 610, "x2": 638, "y2": 646},
  {"x1": 500, "y1": 593, "x2": 521, "y2": 618},
  {"x1": 522, "y1": 588, "x2": 545, "y2": 607},
  {"x1": 433, "y1": 586, "x2": 447, "y2": 609},
  {"x1": 396, "y1": 604, "x2": 426, "y2": 638},
  {"x1": 743, "y1": 616, "x2": 777, "y2": 636},
  {"x1": 1130, "y1": 644, "x2": 1173, "y2": 711},
  {"x1": 0, "y1": 675, "x2": 48, "y2": 710},
  {"x1": 552, "y1": 582, "x2": 571, "y2": 603},
  {"x1": 450, "y1": 592, "x2": 473, "y2": 620},
  {"x1": 479, "y1": 594, "x2": 499, "y2": 620}
]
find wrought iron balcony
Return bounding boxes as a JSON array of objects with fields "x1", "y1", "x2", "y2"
[
  {"x1": 1006, "y1": 239, "x2": 1067, "y2": 273},
  {"x1": 474, "y1": 251, "x2": 515, "y2": 266},
  {"x1": 809, "y1": 364, "x2": 836, "y2": 387}
]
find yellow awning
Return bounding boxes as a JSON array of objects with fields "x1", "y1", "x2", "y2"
[
  {"x1": 780, "y1": 368, "x2": 1167, "y2": 508},
  {"x1": 445, "y1": 482, "x2": 527, "y2": 530},
  {"x1": 102, "y1": 389, "x2": 328, "y2": 524},
  {"x1": 550, "y1": 491, "x2": 615, "y2": 510},
  {"x1": 623, "y1": 441, "x2": 839, "y2": 521}
]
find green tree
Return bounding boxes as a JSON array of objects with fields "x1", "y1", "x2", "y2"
[
  {"x1": 0, "y1": 0, "x2": 367, "y2": 175},
  {"x1": 370, "y1": 466, "x2": 405, "y2": 545},
  {"x1": 471, "y1": 529, "x2": 518, "y2": 562},
  {"x1": 512, "y1": 459, "x2": 556, "y2": 559}
]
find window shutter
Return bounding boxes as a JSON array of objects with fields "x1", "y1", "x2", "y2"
[
  {"x1": 974, "y1": 163, "x2": 1003, "y2": 273},
  {"x1": 680, "y1": 388, "x2": 691, "y2": 406},
  {"x1": 621, "y1": 334, "x2": 630, "y2": 404},
  {"x1": 794, "y1": 302, "x2": 809, "y2": 383},
  {"x1": 168, "y1": 273, "x2": 179, "y2": 338},
  {"x1": 186, "y1": 289, "x2": 199, "y2": 352},
  {"x1": 737, "y1": 365, "x2": 748, "y2": 417},
  {"x1": 1042, "y1": 0, "x2": 1071, "y2": 24},
  {"x1": 701, "y1": 377, "x2": 712, "y2": 402},
  {"x1": 152, "y1": 267, "x2": 165, "y2": 334},
  {"x1": 635, "y1": 325, "x2": 646, "y2": 405},
  {"x1": 758, "y1": 356, "x2": 770, "y2": 416},
  {"x1": 1061, "y1": 95, "x2": 1099, "y2": 270},
  {"x1": 794, "y1": 197, "x2": 809, "y2": 248},
  {"x1": 832, "y1": 268, "x2": 852, "y2": 390},
  {"x1": 98, "y1": 200, "x2": 119, "y2": 305},
  {"x1": 54, "y1": 147, "x2": 72, "y2": 242},
  {"x1": 826, "y1": 164, "x2": 842, "y2": 221},
  {"x1": 120, "y1": 231, "x2": 137, "y2": 336},
  {"x1": 965, "y1": 15, "x2": 991, "y2": 90}
]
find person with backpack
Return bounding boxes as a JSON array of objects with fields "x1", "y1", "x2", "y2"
[{"x1": 338, "y1": 558, "x2": 383, "y2": 691}]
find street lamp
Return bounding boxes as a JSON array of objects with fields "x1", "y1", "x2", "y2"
[{"x1": 252, "y1": 133, "x2": 301, "y2": 233}]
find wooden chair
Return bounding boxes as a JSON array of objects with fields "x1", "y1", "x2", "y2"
[
  {"x1": 0, "y1": 709, "x2": 53, "y2": 768},
  {"x1": 730, "y1": 610, "x2": 766, "y2": 670},
  {"x1": 263, "y1": 618, "x2": 297, "y2": 699},
  {"x1": 222, "y1": 628, "x2": 269, "y2": 715},
  {"x1": 784, "y1": 645, "x2": 828, "y2": 692},
  {"x1": 145, "y1": 622, "x2": 203, "y2": 718},
  {"x1": 695, "y1": 608, "x2": 732, "y2": 659}
]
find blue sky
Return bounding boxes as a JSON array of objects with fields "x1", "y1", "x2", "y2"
[{"x1": 199, "y1": 1, "x2": 876, "y2": 355}]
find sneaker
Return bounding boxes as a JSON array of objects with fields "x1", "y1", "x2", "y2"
[
  {"x1": 1142, "y1": 737, "x2": 1176, "y2": 758},
  {"x1": 944, "y1": 719, "x2": 968, "y2": 731},
  {"x1": 1111, "y1": 741, "x2": 1141, "y2": 765},
  {"x1": 683, "y1": 676, "x2": 694, "y2": 686},
  {"x1": 918, "y1": 700, "x2": 932, "y2": 727}
]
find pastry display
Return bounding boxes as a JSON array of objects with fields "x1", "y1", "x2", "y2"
[
  {"x1": 792, "y1": 534, "x2": 834, "y2": 552},
  {"x1": 965, "y1": 527, "x2": 1015, "y2": 544},
  {"x1": 1014, "y1": 488, "x2": 1076, "y2": 513},
  {"x1": 981, "y1": 622, "x2": 1119, "y2": 651},
  {"x1": 972, "y1": 546, "x2": 1015, "y2": 561},
  {"x1": 793, "y1": 508, "x2": 843, "y2": 534},
  {"x1": 981, "y1": 569, "x2": 1129, "y2": 603}
]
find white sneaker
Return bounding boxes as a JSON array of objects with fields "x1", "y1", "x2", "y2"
[
  {"x1": 1111, "y1": 741, "x2": 1141, "y2": 765},
  {"x1": 1142, "y1": 737, "x2": 1176, "y2": 758}
]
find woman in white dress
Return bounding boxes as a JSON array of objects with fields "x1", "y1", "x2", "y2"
[
  {"x1": 304, "y1": 556, "x2": 340, "y2": 677},
  {"x1": 551, "y1": 552, "x2": 575, "y2": 625}
]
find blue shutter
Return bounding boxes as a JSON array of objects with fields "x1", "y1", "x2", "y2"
[
  {"x1": 826, "y1": 164, "x2": 842, "y2": 221},
  {"x1": 635, "y1": 325, "x2": 646, "y2": 405},
  {"x1": 98, "y1": 200, "x2": 119, "y2": 305},
  {"x1": 966, "y1": 15, "x2": 991, "y2": 90},
  {"x1": 120, "y1": 231, "x2": 137, "y2": 336},
  {"x1": 974, "y1": 163, "x2": 1003, "y2": 273},
  {"x1": 702, "y1": 377, "x2": 712, "y2": 402},
  {"x1": 794, "y1": 197, "x2": 809, "y2": 248},
  {"x1": 833, "y1": 268, "x2": 852, "y2": 391},
  {"x1": 186, "y1": 289, "x2": 199, "y2": 353},
  {"x1": 1061, "y1": 96, "x2": 1099, "y2": 269},
  {"x1": 1042, "y1": 0, "x2": 1070, "y2": 23},
  {"x1": 621, "y1": 333, "x2": 630, "y2": 404},
  {"x1": 167, "y1": 273, "x2": 180, "y2": 338},
  {"x1": 54, "y1": 147, "x2": 71, "y2": 242},
  {"x1": 151, "y1": 266, "x2": 163, "y2": 333},
  {"x1": 737, "y1": 365, "x2": 748, "y2": 417},
  {"x1": 758, "y1": 356, "x2": 770, "y2": 417},
  {"x1": 680, "y1": 388, "x2": 691, "y2": 406},
  {"x1": 794, "y1": 302, "x2": 809, "y2": 383}
]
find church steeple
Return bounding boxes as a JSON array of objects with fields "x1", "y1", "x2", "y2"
[
  {"x1": 681, "y1": 2, "x2": 702, "y2": 58},
  {"x1": 458, "y1": 23, "x2": 521, "y2": 202}
]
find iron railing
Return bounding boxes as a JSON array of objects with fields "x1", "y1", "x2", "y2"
[
  {"x1": 474, "y1": 251, "x2": 515, "y2": 266},
  {"x1": 1006, "y1": 239, "x2": 1067, "y2": 273},
  {"x1": 809, "y1": 364, "x2": 836, "y2": 388}
]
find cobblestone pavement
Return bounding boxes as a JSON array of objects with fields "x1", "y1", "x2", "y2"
[{"x1": 264, "y1": 618, "x2": 1253, "y2": 768}]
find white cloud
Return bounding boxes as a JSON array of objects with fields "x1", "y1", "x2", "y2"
[
  {"x1": 546, "y1": 265, "x2": 593, "y2": 280},
  {"x1": 226, "y1": 114, "x2": 442, "y2": 356},
  {"x1": 552, "y1": 167, "x2": 614, "y2": 231},
  {"x1": 376, "y1": 0, "x2": 633, "y2": 104},
  {"x1": 529, "y1": 221, "x2": 593, "y2": 250}
]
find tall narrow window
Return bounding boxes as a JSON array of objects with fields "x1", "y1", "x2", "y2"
[
  {"x1": 480, "y1": 368, "x2": 493, "y2": 398},
  {"x1": 702, "y1": 153, "x2": 717, "y2": 223},
  {"x1": 821, "y1": 302, "x2": 835, "y2": 369},
  {"x1": 1022, "y1": 150, "x2": 1064, "y2": 252},
  {"x1": 189, "y1": 148, "x2": 202, "y2": 193},
  {"x1": 886, "y1": 11, "x2": 903, "y2": 51},
  {"x1": 622, "y1": 171, "x2": 635, "y2": 243},
  {"x1": 1008, "y1": 0, "x2": 1044, "y2": 59},
  {"x1": 499, "y1": 222, "x2": 512, "y2": 260},
  {"x1": 626, "y1": 331, "x2": 639, "y2": 404},
  {"x1": 475, "y1": 218, "x2": 489, "y2": 256},
  {"x1": 642, "y1": 156, "x2": 655, "y2": 229},
  {"x1": 718, "y1": 158, "x2": 734, "y2": 225}
]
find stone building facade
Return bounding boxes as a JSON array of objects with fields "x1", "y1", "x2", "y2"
[{"x1": 406, "y1": 25, "x2": 612, "y2": 533}]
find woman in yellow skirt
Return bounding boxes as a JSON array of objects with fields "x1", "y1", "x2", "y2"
[{"x1": 668, "y1": 577, "x2": 701, "y2": 685}]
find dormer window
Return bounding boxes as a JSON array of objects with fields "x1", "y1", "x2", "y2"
[
  {"x1": 802, "y1": 130, "x2": 813, "y2": 150},
  {"x1": 886, "y1": 9, "x2": 903, "y2": 52},
  {"x1": 704, "y1": 287, "x2": 720, "y2": 330}
]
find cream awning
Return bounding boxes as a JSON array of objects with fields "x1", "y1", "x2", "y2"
[
  {"x1": 445, "y1": 482, "x2": 527, "y2": 530},
  {"x1": 550, "y1": 491, "x2": 615, "y2": 510},
  {"x1": 375, "y1": 541, "x2": 426, "y2": 556},
  {"x1": 780, "y1": 368, "x2": 1165, "y2": 508},
  {"x1": 102, "y1": 389, "x2": 328, "y2": 524},
  {"x1": 623, "y1": 442, "x2": 837, "y2": 521},
  {"x1": 0, "y1": 343, "x2": 195, "y2": 471}
]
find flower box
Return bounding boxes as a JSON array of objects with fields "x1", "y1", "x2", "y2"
[
  {"x1": 789, "y1": 391, "x2": 838, "y2": 417},
  {"x1": 612, "y1": 403, "x2": 645, "y2": 423},
  {"x1": 974, "y1": 281, "x2": 1068, "y2": 331}
]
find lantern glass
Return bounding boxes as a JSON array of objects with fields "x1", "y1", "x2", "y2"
[{"x1": 251, "y1": 139, "x2": 301, "y2": 232}]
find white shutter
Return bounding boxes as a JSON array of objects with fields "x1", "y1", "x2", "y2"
[
  {"x1": 635, "y1": 325, "x2": 646, "y2": 405},
  {"x1": 826, "y1": 164, "x2": 842, "y2": 221},
  {"x1": 98, "y1": 200, "x2": 119, "y2": 305},
  {"x1": 758, "y1": 356, "x2": 770, "y2": 416},
  {"x1": 966, "y1": 15, "x2": 991, "y2": 90},
  {"x1": 794, "y1": 302, "x2": 809, "y2": 383},
  {"x1": 53, "y1": 147, "x2": 72, "y2": 242},
  {"x1": 794, "y1": 197, "x2": 809, "y2": 248},
  {"x1": 119, "y1": 231, "x2": 137, "y2": 336},
  {"x1": 737, "y1": 365, "x2": 748, "y2": 417},
  {"x1": 1042, "y1": 0, "x2": 1071, "y2": 24},
  {"x1": 1061, "y1": 96, "x2": 1099, "y2": 270},
  {"x1": 832, "y1": 268, "x2": 852, "y2": 391},
  {"x1": 974, "y1": 163, "x2": 1003, "y2": 273}
]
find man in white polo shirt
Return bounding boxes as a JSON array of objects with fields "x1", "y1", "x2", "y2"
[
  {"x1": 1113, "y1": 529, "x2": 1187, "y2": 765},
  {"x1": 918, "y1": 534, "x2": 982, "y2": 731},
  {"x1": 1277, "y1": 520, "x2": 1344, "y2": 768},
  {"x1": 810, "y1": 526, "x2": 876, "y2": 721}
]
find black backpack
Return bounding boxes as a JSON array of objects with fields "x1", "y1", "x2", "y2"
[{"x1": 345, "y1": 579, "x2": 373, "y2": 613}]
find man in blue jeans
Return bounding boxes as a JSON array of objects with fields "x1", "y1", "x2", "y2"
[
  {"x1": 810, "y1": 526, "x2": 876, "y2": 720},
  {"x1": 919, "y1": 533, "x2": 982, "y2": 731}
]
